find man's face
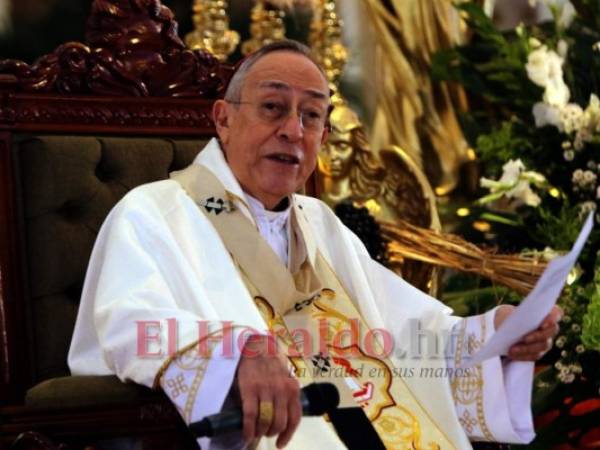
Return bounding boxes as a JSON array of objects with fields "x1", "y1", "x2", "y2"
[{"x1": 213, "y1": 51, "x2": 330, "y2": 209}]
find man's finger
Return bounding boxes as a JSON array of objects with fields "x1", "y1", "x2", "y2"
[
  {"x1": 242, "y1": 393, "x2": 259, "y2": 443},
  {"x1": 523, "y1": 322, "x2": 559, "y2": 343},
  {"x1": 276, "y1": 389, "x2": 302, "y2": 449},
  {"x1": 255, "y1": 390, "x2": 274, "y2": 438},
  {"x1": 509, "y1": 338, "x2": 553, "y2": 360},
  {"x1": 267, "y1": 394, "x2": 287, "y2": 438}
]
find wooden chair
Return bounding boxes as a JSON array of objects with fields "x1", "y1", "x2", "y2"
[{"x1": 0, "y1": 1, "x2": 322, "y2": 448}]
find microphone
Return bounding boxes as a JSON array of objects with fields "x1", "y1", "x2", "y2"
[{"x1": 189, "y1": 382, "x2": 340, "y2": 438}]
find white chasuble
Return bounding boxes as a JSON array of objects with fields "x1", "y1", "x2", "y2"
[{"x1": 69, "y1": 138, "x2": 534, "y2": 450}]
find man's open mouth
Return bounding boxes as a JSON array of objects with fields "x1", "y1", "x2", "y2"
[{"x1": 267, "y1": 154, "x2": 300, "y2": 165}]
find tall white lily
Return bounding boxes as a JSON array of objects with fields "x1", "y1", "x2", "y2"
[{"x1": 479, "y1": 159, "x2": 547, "y2": 209}]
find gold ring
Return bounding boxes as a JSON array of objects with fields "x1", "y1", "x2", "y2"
[{"x1": 258, "y1": 401, "x2": 274, "y2": 426}]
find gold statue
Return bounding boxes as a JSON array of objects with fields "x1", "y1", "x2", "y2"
[
  {"x1": 241, "y1": 1, "x2": 286, "y2": 56},
  {"x1": 319, "y1": 93, "x2": 441, "y2": 294},
  {"x1": 320, "y1": 94, "x2": 439, "y2": 229},
  {"x1": 184, "y1": 0, "x2": 240, "y2": 61},
  {"x1": 304, "y1": 0, "x2": 440, "y2": 293},
  {"x1": 362, "y1": 0, "x2": 471, "y2": 195}
]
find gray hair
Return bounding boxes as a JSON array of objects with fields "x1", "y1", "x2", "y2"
[{"x1": 224, "y1": 39, "x2": 327, "y2": 102}]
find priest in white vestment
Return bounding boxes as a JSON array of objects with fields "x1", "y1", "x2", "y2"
[{"x1": 68, "y1": 40, "x2": 562, "y2": 450}]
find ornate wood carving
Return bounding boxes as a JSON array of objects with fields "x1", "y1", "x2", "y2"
[
  {"x1": 0, "y1": 0, "x2": 232, "y2": 98},
  {"x1": 0, "y1": 92, "x2": 215, "y2": 135}
]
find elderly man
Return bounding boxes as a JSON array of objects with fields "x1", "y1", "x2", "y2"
[{"x1": 69, "y1": 40, "x2": 561, "y2": 450}]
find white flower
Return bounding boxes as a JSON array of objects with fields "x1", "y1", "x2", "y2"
[
  {"x1": 533, "y1": 102, "x2": 562, "y2": 128},
  {"x1": 583, "y1": 94, "x2": 600, "y2": 132},
  {"x1": 544, "y1": 72, "x2": 570, "y2": 107},
  {"x1": 563, "y1": 373, "x2": 575, "y2": 383},
  {"x1": 579, "y1": 202, "x2": 597, "y2": 219},
  {"x1": 583, "y1": 171, "x2": 597, "y2": 184},
  {"x1": 564, "y1": 150, "x2": 575, "y2": 161},
  {"x1": 479, "y1": 159, "x2": 547, "y2": 208},
  {"x1": 498, "y1": 159, "x2": 525, "y2": 184},
  {"x1": 597, "y1": 185, "x2": 600, "y2": 199},
  {"x1": 573, "y1": 171, "x2": 597, "y2": 190},
  {"x1": 512, "y1": 182, "x2": 543, "y2": 206},
  {"x1": 529, "y1": 37, "x2": 543, "y2": 49},
  {"x1": 560, "y1": 103, "x2": 584, "y2": 133},
  {"x1": 557, "y1": 1, "x2": 576, "y2": 29},
  {"x1": 557, "y1": 39, "x2": 569, "y2": 59},
  {"x1": 594, "y1": 42, "x2": 600, "y2": 52},
  {"x1": 526, "y1": 46, "x2": 556, "y2": 87},
  {"x1": 526, "y1": 45, "x2": 570, "y2": 107}
]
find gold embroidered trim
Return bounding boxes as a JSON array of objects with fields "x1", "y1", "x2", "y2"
[
  {"x1": 183, "y1": 356, "x2": 211, "y2": 423},
  {"x1": 476, "y1": 315, "x2": 494, "y2": 441},
  {"x1": 153, "y1": 327, "x2": 239, "y2": 389},
  {"x1": 317, "y1": 255, "x2": 458, "y2": 450},
  {"x1": 452, "y1": 316, "x2": 494, "y2": 442}
]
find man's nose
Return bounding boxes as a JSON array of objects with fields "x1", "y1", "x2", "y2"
[{"x1": 277, "y1": 110, "x2": 304, "y2": 141}]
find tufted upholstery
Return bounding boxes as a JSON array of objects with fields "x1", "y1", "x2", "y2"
[{"x1": 14, "y1": 135, "x2": 209, "y2": 384}]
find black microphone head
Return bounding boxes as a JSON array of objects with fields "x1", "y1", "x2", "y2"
[{"x1": 303, "y1": 382, "x2": 340, "y2": 415}]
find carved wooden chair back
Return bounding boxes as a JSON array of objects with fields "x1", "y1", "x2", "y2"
[{"x1": 0, "y1": 1, "x2": 269, "y2": 448}]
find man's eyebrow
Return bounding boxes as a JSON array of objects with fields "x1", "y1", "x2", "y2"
[{"x1": 257, "y1": 80, "x2": 329, "y2": 100}]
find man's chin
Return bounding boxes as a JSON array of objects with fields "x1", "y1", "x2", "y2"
[{"x1": 259, "y1": 184, "x2": 301, "y2": 206}]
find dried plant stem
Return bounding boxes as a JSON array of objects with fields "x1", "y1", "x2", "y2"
[{"x1": 381, "y1": 220, "x2": 547, "y2": 295}]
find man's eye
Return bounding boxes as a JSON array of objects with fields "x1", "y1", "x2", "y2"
[
  {"x1": 260, "y1": 102, "x2": 285, "y2": 118},
  {"x1": 303, "y1": 108, "x2": 325, "y2": 123}
]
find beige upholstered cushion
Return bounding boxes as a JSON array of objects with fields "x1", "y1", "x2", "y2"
[
  {"x1": 14, "y1": 135, "x2": 208, "y2": 383},
  {"x1": 25, "y1": 375, "x2": 165, "y2": 408}
]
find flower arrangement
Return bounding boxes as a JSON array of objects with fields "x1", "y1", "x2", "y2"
[{"x1": 431, "y1": 1, "x2": 600, "y2": 448}]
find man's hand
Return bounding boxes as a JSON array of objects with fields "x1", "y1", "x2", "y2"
[
  {"x1": 237, "y1": 335, "x2": 301, "y2": 449},
  {"x1": 494, "y1": 304, "x2": 563, "y2": 361}
]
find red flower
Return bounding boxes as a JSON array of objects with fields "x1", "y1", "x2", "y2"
[
  {"x1": 570, "y1": 399, "x2": 600, "y2": 416},
  {"x1": 535, "y1": 409, "x2": 560, "y2": 427}
]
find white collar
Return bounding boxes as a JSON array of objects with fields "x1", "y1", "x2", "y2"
[
  {"x1": 245, "y1": 193, "x2": 291, "y2": 233},
  {"x1": 193, "y1": 138, "x2": 315, "y2": 266},
  {"x1": 193, "y1": 138, "x2": 248, "y2": 206},
  {"x1": 193, "y1": 138, "x2": 293, "y2": 225}
]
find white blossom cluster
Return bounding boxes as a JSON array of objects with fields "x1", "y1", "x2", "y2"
[
  {"x1": 527, "y1": 41, "x2": 600, "y2": 154},
  {"x1": 553, "y1": 319, "x2": 586, "y2": 384},
  {"x1": 524, "y1": 1, "x2": 600, "y2": 158},
  {"x1": 572, "y1": 169, "x2": 597, "y2": 192},
  {"x1": 521, "y1": 2, "x2": 600, "y2": 223},
  {"x1": 554, "y1": 358, "x2": 582, "y2": 383}
]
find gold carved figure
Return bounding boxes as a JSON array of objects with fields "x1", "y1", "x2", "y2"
[
  {"x1": 185, "y1": 0, "x2": 240, "y2": 61},
  {"x1": 241, "y1": 1, "x2": 286, "y2": 56},
  {"x1": 319, "y1": 94, "x2": 440, "y2": 294}
]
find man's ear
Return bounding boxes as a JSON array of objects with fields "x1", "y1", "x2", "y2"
[
  {"x1": 213, "y1": 100, "x2": 231, "y2": 145},
  {"x1": 320, "y1": 125, "x2": 330, "y2": 146}
]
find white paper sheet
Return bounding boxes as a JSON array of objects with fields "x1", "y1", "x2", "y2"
[{"x1": 462, "y1": 211, "x2": 595, "y2": 367}]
